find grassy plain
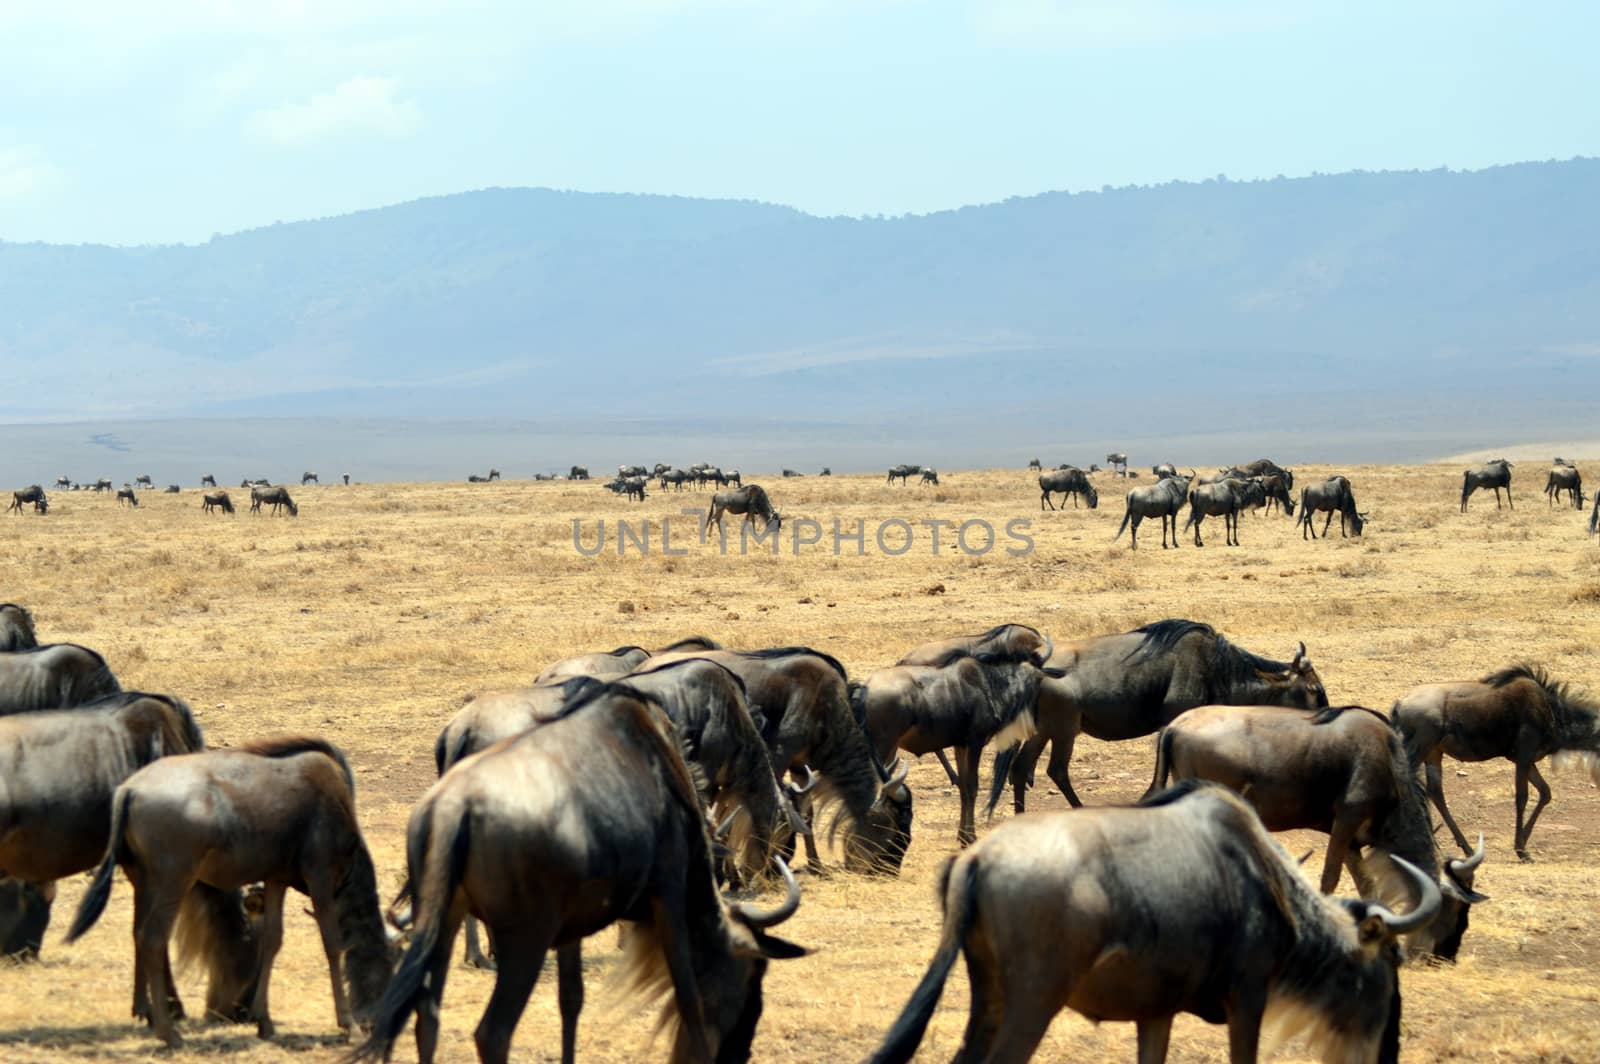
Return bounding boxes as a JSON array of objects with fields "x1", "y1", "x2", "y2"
[{"x1": 2, "y1": 465, "x2": 1598, "y2": 1062}]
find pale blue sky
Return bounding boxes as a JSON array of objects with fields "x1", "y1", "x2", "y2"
[{"x1": 1, "y1": 1, "x2": 1594, "y2": 246}]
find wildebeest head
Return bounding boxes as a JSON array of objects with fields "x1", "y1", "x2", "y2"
[
  {"x1": 0, "y1": 603, "x2": 38, "y2": 651},
  {"x1": 843, "y1": 758, "x2": 913, "y2": 875},
  {"x1": 1430, "y1": 836, "x2": 1488, "y2": 961},
  {"x1": 1255, "y1": 642, "x2": 1328, "y2": 708},
  {"x1": 1084, "y1": 483, "x2": 1099, "y2": 509}
]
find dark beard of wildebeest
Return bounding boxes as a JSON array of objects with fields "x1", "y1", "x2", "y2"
[
  {"x1": 1299, "y1": 474, "x2": 1367, "y2": 539},
  {"x1": 8, "y1": 485, "x2": 49, "y2": 514},
  {"x1": 1392, "y1": 663, "x2": 1600, "y2": 862},
  {"x1": 1112, "y1": 471, "x2": 1192, "y2": 548},
  {"x1": 1038, "y1": 467, "x2": 1097, "y2": 510},
  {"x1": 885, "y1": 464, "x2": 922, "y2": 485},
  {"x1": 1460, "y1": 457, "x2": 1513, "y2": 511},
  {"x1": 535, "y1": 644, "x2": 652, "y2": 683},
  {"x1": 201, "y1": 490, "x2": 236, "y2": 515},
  {"x1": 350, "y1": 680, "x2": 810, "y2": 1064},
  {"x1": 706, "y1": 483, "x2": 781, "y2": 537},
  {"x1": 117, "y1": 486, "x2": 139, "y2": 507},
  {"x1": 1147, "y1": 704, "x2": 1487, "y2": 960},
  {"x1": 66, "y1": 737, "x2": 392, "y2": 1049},
  {"x1": 869, "y1": 780, "x2": 1436, "y2": 1064},
  {"x1": 0, "y1": 603, "x2": 38, "y2": 652},
  {"x1": 0, "y1": 641, "x2": 122, "y2": 715},
  {"x1": 250, "y1": 485, "x2": 298, "y2": 516},
  {"x1": 647, "y1": 645, "x2": 914, "y2": 876},
  {"x1": 854, "y1": 644, "x2": 1065, "y2": 848},
  {"x1": 1182, "y1": 478, "x2": 1251, "y2": 546},
  {"x1": 1543, "y1": 463, "x2": 1584, "y2": 508},
  {"x1": 0, "y1": 694, "x2": 207, "y2": 969},
  {"x1": 988, "y1": 619, "x2": 1329, "y2": 815}
]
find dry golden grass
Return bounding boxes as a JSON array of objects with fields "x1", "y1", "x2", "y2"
[{"x1": 2, "y1": 464, "x2": 1598, "y2": 1062}]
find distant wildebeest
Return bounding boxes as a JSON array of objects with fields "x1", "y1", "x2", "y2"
[
  {"x1": 0, "y1": 694, "x2": 203, "y2": 964},
  {"x1": 569, "y1": 465, "x2": 589, "y2": 480},
  {"x1": 724, "y1": 468, "x2": 742, "y2": 487},
  {"x1": 67, "y1": 737, "x2": 391, "y2": 1048},
  {"x1": 1254, "y1": 473, "x2": 1297, "y2": 515},
  {"x1": 1393, "y1": 664, "x2": 1600, "y2": 861},
  {"x1": 1151, "y1": 462, "x2": 1177, "y2": 479},
  {"x1": 990, "y1": 619, "x2": 1328, "y2": 814},
  {"x1": 1233, "y1": 458, "x2": 1294, "y2": 489},
  {"x1": 870, "y1": 781, "x2": 1437, "y2": 1064},
  {"x1": 819, "y1": 467, "x2": 831, "y2": 476},
  {"x1": 250, "y1": 485, "x2": 298, "y2": 517},
  {"x1": 357, "y1": 679, "x2": 809, "y2": 1064},
  {"x1": 1105, "y1": 451, "x2": 1128, "y2": 477},
  {"x1": 659, "y1": 468, "x2": 692, "y2": 492},
  {"x1": 1150, "y1": 704, "x2": 1487, "y2": 959},
  {"x1": 1460, "y1": 458, "x2": 1513, "y2": 511},
  {"x1": 653, "y1": 463, "x2": 672, "y2": 477},
  {"x1": 200, "y1": 474, "x2": 217, "y2": 488},
  {"x1": 919, "y1": 468, "x2": 939, "y2": 486},
  {"x1": 535, "y1": 645, "x2": 651, "y2": 684},
  {"x1": 781, "y1": 468, "x2": 801, "y2": 477},
  {"x1": 1182, "y1": 478, "x2": 1250, "y2": 546},
  {"x1": 164, "y1": 484, "x2": 180, "y2": 494},
  {"x1": 116, "y1": 486, "x2": 139, "y2": 507},
  {"x1": 7, "y1": 485, "x2": 48, "y2": 515},
  {"x1": 343, "y1": 474, "x2": 350, "y2": 485},
  {"x1": 1112, "y1": 470, "x2": 1193, "y2": 549},
  {"x1": 1038, "y1": 467, "x2": 1097, "y2": 510},
  {"x1": 0, "y1": 642, "x2": 122, "y2": 715},
  {"x1": 201, "y1": 491, "x2": 235, "y2": 515},
  {"x1": 1027, "y1": 457, "x2": 1041, "y2": 470},
  {"x1": 301, "y1": 471, "x2": 319, "y2": 485},
  {"x1": 134, "y1": 474, "x2": 153, "y2": 488},
  {"x1": 1299, "y1": 475, "x2": 1367, "y2": 538},
  {"x1": 54, "y1": 475, "x2": 70, "y2": 489},
  {"x1": 1543, "y1": 462, "x2": 1583, "y2": 508},
  {"x1": 619, "y1": 475, "x2": 648, "y2": 501},
  {"x1": 617, "y1": 464, "x2": 647, "y2": 478},
  {"x1": 706, "y1": 484, "x2": 781, "y2": 536},
  {"x1": 0, "y1": 603, "x2": 37, "y2": 652},
  {"x1": 856, "y1": 645, "x2": 1063, "y2": 847},
  {"x1": 886, "y1": 463, "x2": 922, "y2": 485},
  {"x1": 241, "y1": 477, "x2": 270, "y2": 489},
  {"x1": 92, "y1": 478, "x2": 113, "y2": 492},
  {"x1": 648, "y1": 645, "x2": 914, "y2": 875}
]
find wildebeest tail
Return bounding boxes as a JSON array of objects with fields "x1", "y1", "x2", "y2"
[
  {"x1": 983, "y1": 743, "x2": 1017, "y2": 820},
  {"x1": 64, "y1": 787, "x2": 132, "y2": 944},
  {"x1": 348, "y1": 803, "x2": 470, "y2": 1063},
  {"x1": 1143, "y1": 726, "x2": 1176, "y2": 800},
  {"x1": 1113, "y1": 503, "x2": 1133, "y2": 541},
  {"x1": 868, "y1": 856, "x2": 980, "y2": 1064}
]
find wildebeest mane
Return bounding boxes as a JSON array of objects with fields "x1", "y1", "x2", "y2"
[
  {"x1": 975, "y1": 622, "x2": 1040, "y2": 642},
  {"x1": 657, "y1": 635, "x2": 723, "y2": 653},
  {"x1": 1310, "y1": 705, "x2": 1391, "y2": 728},
  {"x1": 628, "y1": 656, "x2": 749, "y2": 697},
  {"x1": 1136, "y1": 776, "x2": 1215, "y2": 807},
  {"x1": 742, "y1": 645, "x2": 849, "y2": 680},
  {"x1": 1123, "y1": 619, "x2": 1216, "y2": 662},
  {"x1": 1484, "y1": 662, "x2": 1600, "y2": 741},
  {"x1": 54, "y1": 691, "x2": 204, "y2": 752},
  {"x1": 605, "y1": 644, "x2": 649, "y2": 657},
  {"x1": 237, "y1": 735, "x2": 355, "y2": 796}
]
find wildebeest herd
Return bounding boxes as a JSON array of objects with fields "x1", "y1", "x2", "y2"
[{"x1": 4, "y1": 590, "x2": 1599, "y2": 1063}]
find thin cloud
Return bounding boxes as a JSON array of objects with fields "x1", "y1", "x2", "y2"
[
  {"x1": 712, "y1": 333, "x2": 1050, "y2": 375},
  {"x1": 248, "y1": 77, "x2": 421, "y2": 146},
  {"x1": 0, "y1": 145, "x2": 57, "y2": 202}
]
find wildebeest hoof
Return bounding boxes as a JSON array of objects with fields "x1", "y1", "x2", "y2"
[
  {"x1": 256, "y1": 1018, "x2": 275, "y2": 1039},
  {"x1": 466, "y1": 955, "x2": 498, "y2": 971},
  {"x1": 160, "y1": 1030, "x2": 184, "y2": 1050},
  {"x1": 1516, "y1": 850, "x2": 1534, "y2": 863},
  {"x1": 802, "y1": 863, "x2": 832, "y2": 879}
]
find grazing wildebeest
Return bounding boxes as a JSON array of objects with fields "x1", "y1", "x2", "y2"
[
  {"x1": 1152, "y1": 462, "x2": 1177, "y2": 480},
  {"x1": 200, "y1": 474, "x2": 217, "y2": 488},
  {"x1": 1460, "y1": 458, "x2": 1513, "y2": 511},
  {"x1": 870, "y1": 781, "x2": 1436, "y2": 1064},
  {"x1": 990, "y1": 619, "x2": 1328, "y2": 814},
  {"x1": 535, "y1": 644, "x2": 651, "y2": 683},
  {"x1": 1027, "y1": 458, "x2": 1042, "y2": 470},
  {"x1": 1393, "y1": 664, "x2": 1600, "y2": 861},
  {"x1": 919, "y1": 468, "x2": 939, "y2": 486},
  {"x1": 1149, "y1": 704, "x2": 1486, "y2": 959},
  {"x1": 8, "y1": 485, "x2": 48, "y2": 514},
  {"x1": 1105, "y1": 451, "x2": 1128, "y2": 477},
  {"x1": 569, "y1": 465, "x2": 589, "y2": 480},
  {"x1": 54, "y1": 475, "x2": 70, "y2": 489},
  {"x1": 886, "y1": 464, "x2": 922, "y2": 485},
  {"x1": 781, "y1": 468, "x2": 801, "y2": 478},
  {"x1": 134, "y1": 474, "x2": 153, "y2": 488},
  {"x1": 201, "y1": 490, "x2": 235, "y2": 515},
  {"x1": 621, "y1": 475, "x2": 648, "y2": 501},
  {"x1": 1112, "y1": 471, "x2": 1193, "y2": 548},
  {"x1": 67, "y1": 737, "x2": 391, "y2": 1047},
  {"x1": 1299, "y1": 475, "x2": 1367, "y2": 539},
  {"x1": 0, "y1": 642, "x2": 122, "y2": 714},
  {"x1": 1543, "y1": 463, "x2": 1583, "y2": 508},
  {"x1": 354, "y1": 680, "x2": 809, "y2": 1064},
  {"x1": 1254, "y1": 473, "x2": 1296, "y2": 515},
  {"x1": 1183, "y1": 478, "x2": 1249, "y2": 546},
  {"x1": 706, "y1": 484, "x2": 781, "y2": 536},
  {"x1": 164, "y1": 484, "x2": 180, "y2": 493},
  {"x1": 117, "y1": 486, "x2": 140, "y2": 507},
  {"x1": 1038, "y1": 467, "x2": 1098, "y2": 510},
  {"x1": 648, "y1": 646, "x2": 914, "y2": 875},
  {"x1": 93, "y1": 478, "x2": 113, "y2": 492},
  {"x1": 0, "y1": 694, "x2": 206, "y2": 966},
  {"x1": 250, "y1": 485, "x2": 298, "y2": 517},
  {"x1": 302, "y1": 471, "x2": 320, "y2": 485},
  {"x1": 0, "y1": 604, "x2": 37, "y2": 652},
  {"x1": 856, "y1": 646, "x2": 1063, "y2": 847}
]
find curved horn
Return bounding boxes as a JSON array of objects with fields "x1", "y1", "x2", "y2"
[
  {"x1": 1035, "y1": 631, "x2": 1054, "y2": 666},
  {"x1": 733, "y1": 854, "x2": 801, "y2": 930},
  {"x1": 788, "y1": 764, "x2": 818, "y2": 796},
  {"x1": 1366, "y1": 856, "x2": 1441, "y2": 936},
  {"x1": 1448, "y1": 833, "x2": 1486, "y2": 876},
  {"x1": 715, "y1": 808, "x2": 739, "y2": 840},
  {"x1": 885, "y1": 757, "x2": 909, "y2": 790},
  {"x1": 1292, "y1": 641, "x2": 1307, "y2": 667}
]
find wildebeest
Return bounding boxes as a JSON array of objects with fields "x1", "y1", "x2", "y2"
[
  {"x1": 250, "y1": 485, "x2": 298, "y2": 517},
  {"x1": 706, "y1": 484, "x2": 781, "y2": 536},
  {"x1": 134, "y1": 474, "x2": 153, "y2": 488},
  {"x1": 8, "y1": 485, "x2": 48, "y2": 514},
  {"x1": 1236, "y1": 458, "x2": 1294, "y2": 489},
  {"x1": 201, "y1": 490, "x2": 235, "y2": 515},
  {"x1": 1182, "y1": 478, "x2": 1249, "y2": 546},
  {"x1": 919, "y1": 468, "x2": 939, "y2": 486},
  {"x1": 648, "y1": 646, "x2": 914, "y2": 875},
  {"x1": 569, "y1": 465, "x2": 589, "y2": 480},
  {"x1": 0, "y1": 694, "x2": 205, "y2": 964},
  {"x1": 0, "y1": 603, "x2": 37, "y2": 651},
  {"x1": 856, "y1": 645, "x2": 1063, "y2": 847},
  {"x1": 724, "y1": 469, "x2": 742, "y2": 487},
  {"x1": 354, "y1": 679, "x2": 809, "y2": 1064},
  {"x1": 1254, "y1": 473, "x2": 1297, "y2": 515},
  {"x1": 618, "y1": 464, "x2": 648, "y2": 478},
  {"x1": 886, "y1": 464, "x2": 922, "y2": 485},
  {"x1": 1460, "y1": 458, "x2": 1513, "y2": 511},
  {"x1": 1543, "y1": 463, "x2": 1583, "y2": 508},
  {"x1": 200, "y1": 474, "x2": 217, "y2": 488},
  {"x1": 0, "y1": 642, "x2": 122, "y2": 714},
  {"x1": 66, "y1": 736, "x2": 391, "y2": 1047},
  {"x1": 1149, "y1": 704, "x2": 1487, "y2": 959},
  {"x1": 117, "y1": 486, "x2": 140, "y2": 507},
  {"x1": 1105, "y1": 451, "x2": 1128, "y2": 476},
  {"x1": 870, "y1": 781, "x2": 1436, "y2": 1064},
  {"x1": 657, "y1": 468, "x2": 689, "y2": 492},
  {"x1": 1027, "y1": 458, "x2": 1041, "y2": 470},
  {"x1": 302, "y1": 471, "x2": 320, "y2": 485},
  {"x1": 1112, "y1": 471, "x2": 1192, "y2": 548},
  {"x1": 990, "y1": 619, "x2": 1328, "y2": 813},
  {"x1": 164, "y1": 484, "x2": 180, "y2": 493},
  {"x1": 93, "y1": 478, "x2": 113, "y2": 492},
  {"x1": 1151, "y1": 462, "x2": 1177, "y2": 479},
  {"x1": 1038, "y1": 467, "x2": 1097, "y2": 510},
  {"x1": 1299, "y1": 475, "x2": 1367, "y2": 539},
  {"x1": 781, "y1": 468, "x2": 802, "y2": 477},
  {"x1": 535, "y1": 644, "x2": 652, "y2": 683},
  {"x1": 1393, "y1": 664, "x2": 1600, "y2": 861},
  {"x1": 818, "y1": 467, "x2": 831, "y2": 476}
]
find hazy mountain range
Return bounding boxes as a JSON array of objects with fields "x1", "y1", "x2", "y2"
[{"x1": 3, "y1": 160, "x2": 1598, "y2": 478}]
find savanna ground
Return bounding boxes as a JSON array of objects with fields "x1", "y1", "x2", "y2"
[{"x1": 2, "y1": 464, "x2": 1599, "y2": 1062}]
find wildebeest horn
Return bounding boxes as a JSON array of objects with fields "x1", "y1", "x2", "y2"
[
  {"x1": 1296, "y1": 848, "x2": 1315, "y2": 866},
  {"x1": 1036, "y1": 631, "x2": 1054, "y2": 665},
  {"x1": 1449, "y1": 834, "x2": 1487, "y2": 875},
  {"x1": 788, "y1": 764, "x2": 818, "y2": 796},
  {"x1": 715, "y1": 808, "x2": 739, "y2": 840},
  {"x1": 886, "y1": 758, "x2": 909, "y2": 790},
  {"x1": 1292, "y1": 641, "x2": 1307, "y2": 669},
  {"x1": 1366, "y1": 856, "x2": 1441, "y2": 936},
  {"x1": 733, "y1": 854, "x2": 801, "y2": 929}
]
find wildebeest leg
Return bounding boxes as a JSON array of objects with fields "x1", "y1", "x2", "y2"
[
  {"x1": 1506, "y1": 484, "x2": 1513, "y2": 509},
  {"x1": 473, "y1": 929, "x2": 546, "y2": 1064},
  {"x1": 1128, "y1": 514, "x2": 1140, "y2": 549},
  {"x1": 1005, "y1": 735, "x2": 1047, "y2": 814},
  {"x1": 414, "y1": 899, "x2": 467, "y2": 1064},
  {"x1": 652, "y1": 893, "x2": 717, "y2": 1063},
  {"x1": 1515, "y1": 760, "x2": 1553, "y2": 860},
  {"x1": 1322, "y1": 510, "x2": 1335, "y2": 537},
  {"x1": 977, "y1": 998, "x2": 1053, "y2": 1063},
  {"x1": 933, "y1": 748, "x2": 961, "y2": 787},
  {"x1": 1041, "y1": 490, "x2": 1053, "y2": 511},
  {"x1": 1320, "y1": 817, "x2": 1358, "y2": 894},
  {"x1": 1042, "y1": 727, "x2": 1085, "y2": 808},
  {"x1": 1225, "y1": 992, "x2": 1266, "y2": 1064},
  {"x1": 955, "y1": 744, "x2": 979, "y2": 847},
  {"x1": 1192, "y1": 512, "x2": 1203, "y2": 547},
  {"x1": 307, "y1": 877, "x2": 358, "y2": 1033},
  {"x1": 557, "y1": 942, "x2": 583, "y2": 1064},
  {"x1": 0, "y1": 879, "x2": 52, "y2": 959},
  {"x1": 463, "y1": 915, "x2": 496, "y2": 969},
  {"x1": 137, "y1": 877, "x2": 189, "y2": 1048},
  {"x1": 1422, "y1": 756, "x2": 1473, "y2": 854},
  {"x1": 1136, "y1": 1016, "x2": 1174, "y2": 1064},
  {"x1": 248, "y1": 882, "x2": 287, "y2": 1038}
]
